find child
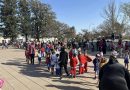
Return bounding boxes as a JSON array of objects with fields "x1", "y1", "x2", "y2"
[
  {"x1": 41, "y1": 47, "x2": 45, "y2": 57},
  {"x1": 124, "y1": 52, "x2": 129, "y2": 70},
  {"x1": 50, "y1": 51, "x2": 57, "y2": 75},
  {"x1": 46, "y1": 53, "x2": 51, "y2": 72},
  {"x1": 70, "y1": 54, "x2": 78, "y2": 78},
  {"x1": 84, "y1": 53, "x2": 92, "y2": 72},
  {"x1": 55, "y1": 54, "x2": 60, "y2": 76},
  {"x1": 93, "y1": 54, "x2": 100, "y2": 79},
  {"x1": 78, "y1": 51, "x2": 86, "y2": 74},
  {"x1": 37, "y1": 50, "x2": 42, "y2": 65},
  {"x1": 25, "y1": 48, "x2": 30, "y2": 64},
  {"x1": 78, "y1": 50, "x2": 92, "y2": 74}
]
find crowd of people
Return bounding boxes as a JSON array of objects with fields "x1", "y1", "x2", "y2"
[
  {"x1": 1, "y1": 40, "x2": 8, "y2": 49},
  {"x1": 24, "y1": 41, "x2": 93, "y2": 79},
  {"x1": 1, "y1": 38, "x2": 130, "y2": 90},
  {"x1": 23, "y1": 38, "x2": 130, "y2": 90}
]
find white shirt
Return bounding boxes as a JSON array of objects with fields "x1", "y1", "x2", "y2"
[{"x1": 38, "y1": 52, "x2": 42, "y2": 58}]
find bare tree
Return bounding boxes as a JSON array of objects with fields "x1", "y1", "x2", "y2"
[
  {"x1": 98, "y1": 1, "x2": 128, "y2": 38},
  {"x1": 121, "y1": 2, "x2": 130, "y2": 37},
  {"x1": 121, "y1": 2, "x2": 130, "y2": 18}
]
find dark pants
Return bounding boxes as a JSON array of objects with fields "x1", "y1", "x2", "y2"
[
  {"x1": 99, "y1": 47, "x2": 102, "y2": 52},
  {"x1": 38, "y1": 57, "x2": 41, "y2": 65},
  {"x1": 102, "y1": 47, "x2": 106, "y2": 54},
  {"x1": 56, "y1": 68, "x2": 60, "y2": 76},
  {"x1": 60, "y1": 64, "x2": 69, "y2": 77},
  {"x1": 30, "y1": 54, "x2": 35, "y2": 64}
]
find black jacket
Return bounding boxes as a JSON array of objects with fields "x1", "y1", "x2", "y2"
[
  {"x1": 59, "y1": 51, "x2": 68, "y2": 65},
  {"x1": 99, "y1": 56, "x2": 130, "y2": 90}
]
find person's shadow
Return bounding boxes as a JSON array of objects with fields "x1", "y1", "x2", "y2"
[{"x1": 1, "y1": 58, "x2": 97, "y2": 90}]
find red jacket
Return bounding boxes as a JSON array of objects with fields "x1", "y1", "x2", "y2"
[
  {"x1": 86, "y1": 55, "x2": 92, "y2": 62},
  {"x1": 78, "y1": 54, "x2": 86, "y2": 64},
  {"x1": 70, "y1": 57, "x2": 78, "y2": 67},
  {"x1": 41, "y1": 47, "x2": 45, "y2": 53},
  {"x1": 29, "y1": 44, "x2": 36, "y2": 54},
  {"x1": 78, "y1": 54, "x2": 92, "y2": 64},
  {"x1": 69, "y1": 48, "x2": 77, "y2": 59}
]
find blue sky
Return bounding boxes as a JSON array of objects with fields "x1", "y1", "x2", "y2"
[{"x1": 41, "y1": 0, "x2": 129, "y2": 33}]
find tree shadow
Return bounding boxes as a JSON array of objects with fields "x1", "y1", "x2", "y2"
[
  {"x1": 52, "y1": 79, "x2": 97, "y2": 87},
  {"x1": 20, "y1": 64, "x2": 53, "y2": 78},
  {"x1": 46, "y1": 84, "x2": 94, "y2": 90},
  {"x1": 1, "y1": 59, "x2": 52, "y2": 78},
  {"x1": 1, "y1": 58, "x2": 98, "y2": 89},
  {"x1": 88, "y1": 65, "x2": 94, "y2": 68},
  {"x1": 1, "y1": 60, "x2": 26, "y2": 67},
  {"x1": 76, "y1": 75, "x2": 94, "y2": 79}
]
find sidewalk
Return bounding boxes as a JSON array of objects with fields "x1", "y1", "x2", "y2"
[
  {"x1": 0, "y1": 48, "x2": 98, "y2": 90},
  {"x1": 0, "y1": 48, "x2": 129, "y2": 90}
]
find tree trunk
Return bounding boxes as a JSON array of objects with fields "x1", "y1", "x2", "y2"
[
  {"x1": 36, "y1": 33, "x2": 39, "y2": 42},
  {"x1": 11, "y1": 37, "x2": 15, "y2": 43},
  {"x1": 36, "y1": 25, "x2": 39, "y2": 42},
  {"x1": 25, "y1": 34, "x2": 28, "y2": 42}
]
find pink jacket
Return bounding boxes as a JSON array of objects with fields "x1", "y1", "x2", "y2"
[{"x1": 29, "y1": 44, "x2": 35, "y2": 54}]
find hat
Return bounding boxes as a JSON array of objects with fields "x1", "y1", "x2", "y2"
[
  {"x1": 100, "y1": 52, "x2": 103, "y2": 57},
  {"x1": 111, "y1": 50, "x2": 118, "y2": 57},
  {"x1": 96, "y1": 54, "x2": 100, "y2": 57},
  {"x1": 78, "y1": 48, "x2": 81, "y2": 52}
]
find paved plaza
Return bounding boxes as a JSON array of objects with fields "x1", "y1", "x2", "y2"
[{"x1": 0, "y1": 48, "x2": 129, "y2": 90}]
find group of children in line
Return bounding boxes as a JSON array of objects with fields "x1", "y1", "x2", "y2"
[
  {"x1": 25, "y1": 45, "x2": 94, "y2": 78},
  {"x1": 25, "y1": 48, "x2": 45, "y2": 65},
  {"x1": 25, "y1": 41, "x2": 130, "y2": 79},
  {"x1": 26, "y1": 49, "x2": 130, "y2": 79},
  {"x1": 68, "y1": 47, "x2": 93, "y2": 78},
  {"x1": 46, "y1": 51, "x2": 61, "y2": 76}
]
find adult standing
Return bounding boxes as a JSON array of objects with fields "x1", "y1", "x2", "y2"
[
  {"x1": 2, "y1": 40, "x2": 5, "y2": 49},
  {"x1": 99, "y1": 50, "x2": 130, "y2": 90},
  {"x1": 29, "y1": 42, "x2": 35, "y2": 64},
  {"x1": 50, "y1": 51, "x2": 57, "y2": 75},
  {"x1": 125, "y1": 41, "x2": 129, "y2": 51},
  {"x1": 4, "y1": 41, "x2": 8, "y2": 49},
  {"x1": 99, "y1": 39, "x2": 103, "y2": 52},
  {"x1": 38, "y1": 42, "x2": 41, "y2": 50},
  {"x1": 118, "y1": 39, "x2": 123, "y2": 57},
  {"x1": 96, "y1": 40, "x2": 99, "y2": 51},
  {"x1": 99, "y1": 52, "x2": 107, "y2": 68},
  {"x1": 59, "y1": 47, "x2": 69, "y2": 79},
  {"x1": 102, "y1": 38, "x2": 106, "y2": 54}
]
